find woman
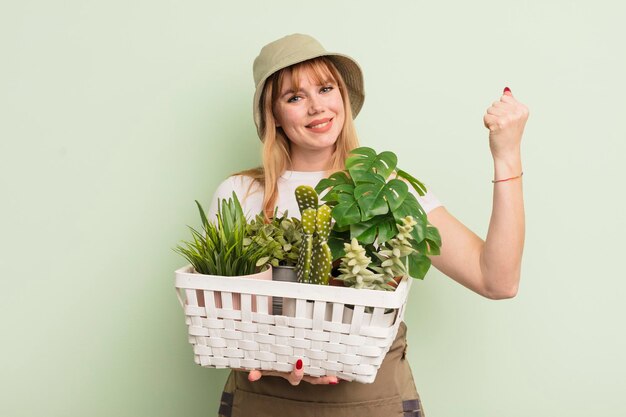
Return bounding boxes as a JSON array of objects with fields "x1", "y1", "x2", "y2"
[{"x1": 209, "y1": 33, "x2": 528, "y2": 417}]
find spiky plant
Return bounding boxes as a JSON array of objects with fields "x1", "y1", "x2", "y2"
[
  {"x1": 174, "y1": 193, "x2": 273, "y2": 276},
  {"x1": 294, "y1": 186, "x2": 333, "y2": 285},
  {"x1": 335, "y1": 238, "x2": 396, "y2": 291}
]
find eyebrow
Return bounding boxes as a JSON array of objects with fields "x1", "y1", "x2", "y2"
[
  {"x1": 279, "y1": 81, "x2": 335, "y2": 99},
  {"x1": 280, "y1": 88, "x2": 297, "y2": 99}
]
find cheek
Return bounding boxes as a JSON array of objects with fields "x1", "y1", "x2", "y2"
[{"x1": 280, "y1": 108, "x2": 302, "y2": 129}]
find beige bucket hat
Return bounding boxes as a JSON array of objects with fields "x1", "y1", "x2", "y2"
[{"x1": 252, "y1": 33, "x2": 365, "y2": 140}]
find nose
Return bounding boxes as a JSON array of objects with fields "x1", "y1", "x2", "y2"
[{"x1": 307, "y1": 96, "x2": 324, "y2": 115}]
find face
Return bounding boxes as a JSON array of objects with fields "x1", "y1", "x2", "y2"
[{"x1": 272, "y1": 69, "x2": 345, "y2": 154}]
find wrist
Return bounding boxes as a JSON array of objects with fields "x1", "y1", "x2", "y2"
[{"x1": 493, "y1": 152, "x2": 522, "y2": 176}]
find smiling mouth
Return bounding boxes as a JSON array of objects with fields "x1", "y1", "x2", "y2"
[{"x1": 306, "y1": 118, "x2": 333, "y2": 130}]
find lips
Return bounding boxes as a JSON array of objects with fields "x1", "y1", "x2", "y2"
[{"x1": 306, "y1": 117, "x2": 333, "y2": 133}]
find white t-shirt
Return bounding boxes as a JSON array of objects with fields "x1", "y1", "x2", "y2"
[{"x1": 207, "y1": 170, "x2": 442, "y2": 221}]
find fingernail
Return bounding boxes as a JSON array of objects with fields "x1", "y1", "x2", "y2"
[
  {"x1": 504, "y1": 87, "x2": 511, "y2": 94},
  {"x1": 296, "y1": 359, "x2": 303, "y2": 370},
  {"x1": 329, "y1": 380, "x2": 339, "y2": 385}
]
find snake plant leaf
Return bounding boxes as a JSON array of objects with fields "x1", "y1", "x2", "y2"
[
  {"x1": 332, "y1": 192, "x2": 362, "y2": 228},
  {"x1": 354, "y1": 178, "x2": 409, "y2": 221},
  {"x1": 345, "y1": 147, "x2": 398, "y2": 180},
  {"x1": 315, "y1": 171, "x2": 353, "y2": 194},
  {"x1": 408, "y1": 252, "x2": 431, "y2": 280},
  {"x1": 349, "y1": 215, "x2": 398, "y2": 245}
]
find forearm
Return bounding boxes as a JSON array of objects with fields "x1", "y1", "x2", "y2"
[{"x1": 480, "y1": 153, "x2": 525, "y2": 298}]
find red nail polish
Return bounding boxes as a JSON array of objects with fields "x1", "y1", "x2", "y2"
[
  {"x1": 504, "y1": 87, "x2": 511, "y2": 94},
  {"x1": 329, "y1": 380, "x2": 339, "y2": 385},
  {"x1": 296, "y1": 359, "x2": 303, "y2": 370}
]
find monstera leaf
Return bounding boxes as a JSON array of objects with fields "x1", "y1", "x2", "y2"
[
  {"x1": 408, "y1": 252, "x2": 431, "y2": 280},
  {"x1": 313, "y1": 146, "x2": 442, "y2": 283},
  {"x1": 396, "y1": 169, "x2": 428, "y2": 196},
  {"x1": 345, "y1": 147, "x2": 398, "y2": 181},
  {"x1": 316, "y1": 171, "x2": 352, "y2": 194},
  {"x1": 332, "y1": 192, "x2": 361, "y2": 228},
  {"x1": 392, "y1": 193, "x2": 427, "y2": 223},
  {"x1": 354, "y1": 177, "x2": 409, "y2": 221},
  {"x1": 349, "y1": 215, "x2": 398, "y2": 245}
]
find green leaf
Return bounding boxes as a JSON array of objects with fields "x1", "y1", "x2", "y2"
[
  {"x1": 332, "y1": 193, "x2": 361, "y2": 228},
  {"x1": 354, "y1": 178, "x2": 409, "y2": 221},
  {"x1": 345, "y1": 147, "x2": 398, "y2": 180},
  {"x1": 408, "y1": 252, "x2": 432, "y2": 279},
  {"x1": 350, "y1": 215, "x2": 398, "y2": 245},
  {"x1": 315, "y1": 171, "x2": 353, "y2": 194},
  {"x1": 396, "y1": 169, "x2": 428, "y2": 196},
  {"x1": 328, "y1": 229, "x2": 350, "y2": 261},
  {"x1": 392, "y1": 193, "x2": 427, "y2": 222}
]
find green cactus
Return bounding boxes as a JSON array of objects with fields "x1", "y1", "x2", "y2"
[{"x1": 295, "y1": 186, "x2": 333, "y2": 285}]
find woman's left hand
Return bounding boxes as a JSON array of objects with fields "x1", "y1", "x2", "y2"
[{"x1": 483, "y1": 87, "x2": 530, "y2": 161}]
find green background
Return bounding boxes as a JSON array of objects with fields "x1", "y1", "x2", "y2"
[{"x1": 2, "y1": 0, "x2": 624, "y2": 416}]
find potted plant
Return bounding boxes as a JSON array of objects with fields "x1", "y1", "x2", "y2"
[
  {"x1": 244, "y1": 210, "x2": 302, "y2": 281},
  {"x1": 314, "y1": 146, "x2": 442, "y2": 286},
  {"x1": 174, "y1": 192, "x2": 275, "y2": 312},
  {"x1": 244, "y1": 210, "x2": 303, "y2": 314}
]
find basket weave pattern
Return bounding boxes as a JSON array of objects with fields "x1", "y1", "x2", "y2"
[{"x1": 175, "y1": 265, "x2": 412, "y2": 383}]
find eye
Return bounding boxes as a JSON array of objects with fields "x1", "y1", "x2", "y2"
[
  {"x1": 320, "y1": 85, "x2": 334, "y2": 93},
  {"x1": 287, "y1": 95, "x2": 302, "y2": 103}
]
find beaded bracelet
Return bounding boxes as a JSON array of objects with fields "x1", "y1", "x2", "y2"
[{"x1": 492, "y1": 172, "x2": 523, "y2": 183}]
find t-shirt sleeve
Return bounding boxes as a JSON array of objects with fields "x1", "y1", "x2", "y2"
[
  {"x1": 411, "y1": 184, "x2": 443, "y2": 214},
  {"x1": 207, "y1": 177, "x2": 237, "y2": 222},
  {"x1": 207, "y1": 175, "x2": 264, "y2": 222}
]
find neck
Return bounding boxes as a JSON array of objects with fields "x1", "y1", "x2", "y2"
[{"x1": 288, "y1": 145, "x2": 334, "y2": 171}]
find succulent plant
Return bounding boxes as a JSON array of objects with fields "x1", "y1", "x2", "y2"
[
  {"x1": 335, "y1": 238, "x2": 396, "y2": 291},
  {"x1": 371, "y1": 216, "x2": 418, "y2": 280},
  {"x1": 244, "y1": 210, "x2": 302, "y2": 267},
  {"x1": 294, "y1": 185, "x2": 333, "y2": 285}
]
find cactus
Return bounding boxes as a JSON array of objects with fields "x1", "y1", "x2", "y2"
[{"x1": 295, "y1": 186, "x2": 333, "y2": 285}]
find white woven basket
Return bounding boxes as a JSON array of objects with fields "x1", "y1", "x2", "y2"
[{"x1": 175, "y1": 265, "x2": 412, "y2": 383}]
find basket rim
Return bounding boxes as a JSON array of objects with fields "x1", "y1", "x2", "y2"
[{"x1": 175, "y1": 264, "x2": 411, "y2": 308}]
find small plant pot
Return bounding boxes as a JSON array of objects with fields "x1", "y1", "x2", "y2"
[{"x1": 272, "y1": 266, "x2": 298, "y2": 315}]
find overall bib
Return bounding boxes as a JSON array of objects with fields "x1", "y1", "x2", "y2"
[{"x1": 217, "y1": 321, "x2": 424, "y2": 417}]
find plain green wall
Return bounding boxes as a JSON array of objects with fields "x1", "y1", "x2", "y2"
[{"x1": 2, "y1": 0, "x2": 625, "y2": 416}]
